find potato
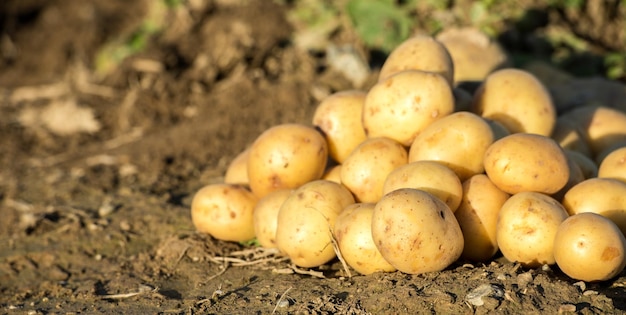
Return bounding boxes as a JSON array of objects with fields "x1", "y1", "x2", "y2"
[
  {"x1": 496, "y1": 192, "x2": 569, "y2": 267},
  {"x1": 565, "y1": 149, "x2": 598, "y2": 179},
  {"x1": 383, "y1": 161, "x2": 463, "y2": 212},
  {"x1": 363, "y1": 70, "x2": 454, "y2": 146},
  {"x1": 562, "y1": 178, "x2": 626, "y2": 235},
  {"x1": 551, "y1": 116, "x2": 592, "y2": 157},
  {"x1": 559, "y1": 106, "x2": 626, "y2": 157},
  {"x1": 224, "y1": 148, "x2": 250, "y2": 185},
  {"x1": 312, "y1": 90, "x2": 367, "y2": 163},
  {"x1": 253, "y1": 189, "x2": 292, "y2": 249},
  {"x1": 435, "y1": 27, "x2": 509, "y2": 84},
  {"x1": 471, "y1": 68, "x2": 556, "y2": 136},
  {"x1": 247, "y1": 123, "x2": 328, "y2": 198},
  {"x1": 340, "y1": 137, "x2": 408, "y2": 203},
  {"x1": 598, "y1": 146, "x2": 626, "y2": 183},
  {"x1": 378, "y1": 34, "x2": 454, "y2": 86},
  {"x1": 483, "y1": 133, "x2": 569, "y2": 195},
  {"x1": 455, "y1": 174, "x2": 510, "y2": 262},
  {"x1": 371, "y1": 188, "x2": 464, "y2": 274},
  {"x1": 191, "y1": 184, "x2": 257, "y2": 242},
  {"x1": 333, "y1": 203, "x2": 396, "y2": 275},
  {"x1": 408, "y1": 111, "x2": 494, "y2": 181},
  {"x1": 554, "y1": 212, "x2": 626, "y2": 282},
  {"x1": 275, "y1": 180, "x2": 355, "y2": 268},
  {"x1": 322, "y1": 164, "x2": 342, "y2": 184}
]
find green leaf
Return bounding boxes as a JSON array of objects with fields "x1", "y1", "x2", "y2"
[{"x1": 346, "y1": 0, "x2": 413, "y2": 53}]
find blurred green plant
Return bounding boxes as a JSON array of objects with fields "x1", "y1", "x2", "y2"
[
  {"x1": 345, "y1": 0, "x2": 414, "y2": 53},
  {"x1": 605, "y1": 53, "x2": 626, "y2": 80}
]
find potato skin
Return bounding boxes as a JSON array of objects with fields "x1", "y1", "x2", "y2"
[
  {"x1": 383, "y1": 161, "x2": 463, "y2": 212},
  {"x1": 379, "y1": 34, "x2": 455, "y2": 86},
  {"x1": 253, "y1": 189, "x2": 292, "y2": 249},
  {"x1": 340, "y1": 137, "x2": 408, "y2": 203},
  {"x1": 409, "y1": 111, "x2": 494, "y2": 181},
  {"x1": 554, "y1": 213, "x2": 626, "y2": 282},
  {"x1": 558, "y1": 106, "x2": 626, "y2": 157},
  {"x1": 483, "y1": 133, "x2": 569, "y2": 195},
  {"x1": 455, "y1": 174, "x2": 510, "y2": 262},
  {"x1": 191, "y1": 184, "x2": 258, "y2": 242},
  {"x1": 598, "y1": 146, "x2": 626, "y2": 183},
  {"x1": 312, "y1": 90, "x2": 367, "y2": 163},
  {"x1": 371, "y1": 188, "x2": 464, "y2": 274},
  {"x1": 333, "y1": 203, "x2": 396, "y2": 275},
  {"x1": 471, "y1": 68, "x2": 556, "y2": 136},
  {"x1": 496, "y1": 192, "x2": 569, "y2": 267},
  {"x1": 247, "y1": 123, "x2": 328, "y2": 198},
  {"x1": 275, "y1": 180, "x2": 355, "y2": 268},
  {"x1": 562, "y1": 178, "x2": 626, "y2": 235},
  {"x1": 363, "y1": 70, "x2": 454, "y2": 146},
  {"x1": 224, "y1": 148, "x2": 250, "y2": 185}
]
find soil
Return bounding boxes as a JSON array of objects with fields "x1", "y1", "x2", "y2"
[{"x1": 1, "y1": 1, "x2": 625, "y2": 314}]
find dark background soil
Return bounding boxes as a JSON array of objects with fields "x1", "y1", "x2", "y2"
[{"x1": 1, "y1": 1, "x2": 625, "y2": 314}]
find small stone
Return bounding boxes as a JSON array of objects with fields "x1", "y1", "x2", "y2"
[
  {"x1": 573, "y1": 281, "x2": 586, "y2": 292},
  {"x1": 558, "y1": 303, "x2": 577, "y2": 313},
  {"x1": 466, "y1": 284, "x2": 503, "y2": 306}
]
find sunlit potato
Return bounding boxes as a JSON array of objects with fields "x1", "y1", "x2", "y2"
[
  {"x1": 471, "y1": 68, "x2": 556, "y2": 136},
  {"x1": 275, "y1": 180, "x2": 355, "y2": 268},
  {"x1": 378, "y1": 34, "x2": 455, "y2": 86},
  {"x1": 247, "y1": 123, "x2": 328, "y2": 198},
  {"x1": 191, "y1": 184, "x2": 257, "y2": 242},
  {"x1": 312, "y1": 90, "x2": 367, "y2": 163},
  {"x1": 496, "y1": 191, "x2": 569, "y2": 268},
  {"x1": 363, "y1": 70, "x2": 454, "y2": 146},
  {"x1": 333, "y1": 203, "x2": 396, "y2": 275}
]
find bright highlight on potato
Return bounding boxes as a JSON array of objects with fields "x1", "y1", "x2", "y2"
[{"x1": 189, "y1": 33, "x2": 626, "y2": 283}]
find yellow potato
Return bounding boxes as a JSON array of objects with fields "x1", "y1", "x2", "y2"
[
  {"x1": 435, "y1": 27, "x2": 509, "y2": 84},
  {"x1": 378, "y1": 34, "x2": 454, "y2": 86},
  {"x1": 455, "y1": 174, "x2": 510, "y2": 262},
  {"x1": 558, "y1": 106, "x2": 626, "y2": 157},
  {"x1": 371, "y1": 188, "x2": 464, "y2": 274},
  {"x1": 551, "y1": 116, "x2": 592, "y2": 157},
  {"x1": 562, "y1": 178, "x2": 626, "y2": 235},
  {"x1": 598, "y1": 146, "x2": 626, "y2": 183},
  {"x1": 554, "y1": 212, "x2": 626, "y2": 282},
  {"x1": 483, "y1": 133, "x2": 569, "y2": 195},
  {"x1": 496, "y1": 192, "x2": 569, "y2": 267},
  {"x1": 247, "y1": 123, "x2": 328, "y2": 198},
  {"x1": 471, "y1": 68, "x2": 556, "y2": 136},
  {"x1": 333, "y1": 203, "x2": 396, "y2": 275},
  {"x1": 191, "y1": 184, "x2": 257, "y2": 242},
  {"x1": 340, "y1": 137, "x2": 408, "y2": 203},
  {"x1": 275, "y1": 180, "x2": 355, "y2": 268},
  {"x1": 224, "y1": 148, "x2": 250, "y2": 185},
  {"x1": 383, "y1": 161, "x2": 462, "y2": 212},
  {"x1": 322, "y1": 164, "x2": 342, "y2": 184},
  {"x1": 312, "y1": 90, "x2": 367, "y2": 163},
  {"x1": 408, "y1": 111, "x2": 494, "y2": 181},
  {"x1": 252, "y1": 189, "x2": 292, "y2": 249},
  {"x1": 363, "y1": 70, "x2": 454, "y2": 146}
]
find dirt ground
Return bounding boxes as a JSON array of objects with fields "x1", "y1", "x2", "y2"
[{"x1": 1, "y1": 1, "x2": 626, "y2": 314}]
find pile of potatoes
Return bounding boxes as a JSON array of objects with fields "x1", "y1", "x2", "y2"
[{"x1": 190, "y1": 34, "x2": 626, "y2": 282}]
